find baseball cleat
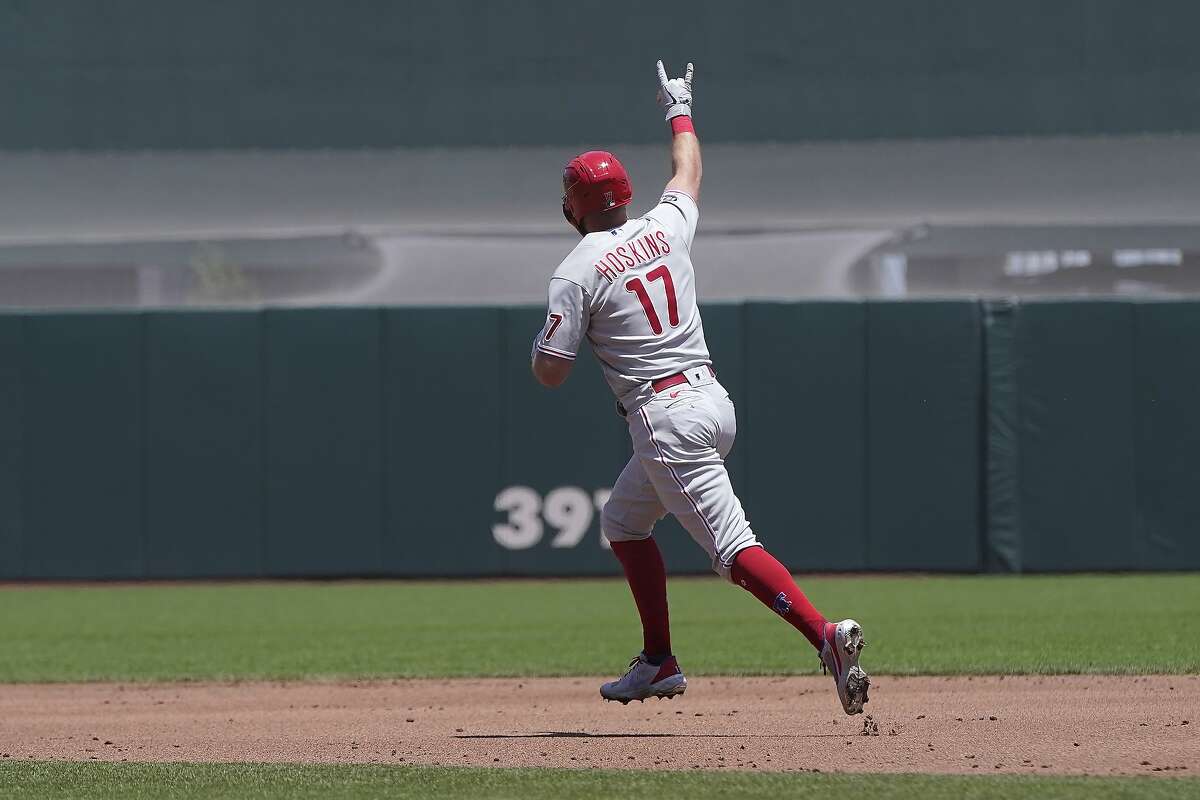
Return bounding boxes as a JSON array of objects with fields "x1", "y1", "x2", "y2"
[
  {"x1": 820, "y1": 619, "x2": 870, "y2": 715},
  {"x1": 600, "y1": 653, "x2": 687, "y2": 704}
]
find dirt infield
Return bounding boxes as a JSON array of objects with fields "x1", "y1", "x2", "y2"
[{"x1": 1, "y1": 676, "x2": 1196, "y2": 776}]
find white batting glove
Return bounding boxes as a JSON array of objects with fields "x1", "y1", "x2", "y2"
[{"x1": 656, "y1": 60, "x2": 694, "y2": 121}]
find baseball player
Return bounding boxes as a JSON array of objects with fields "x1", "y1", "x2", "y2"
[{"x1": 530, "y1": 61, "x2": 869, "y2": 716}]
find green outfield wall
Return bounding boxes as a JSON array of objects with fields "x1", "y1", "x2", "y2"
[
  {"x1": 2, "y1": 0, "x2": 1199, "y2": 150},
  {"x1": 0, "y1": 300, "x2": 1196, "y2": 580}
]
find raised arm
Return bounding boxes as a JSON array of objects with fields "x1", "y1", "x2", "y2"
[{"x1": 657, "y1": 60, "x2": 701, "y2": 201}]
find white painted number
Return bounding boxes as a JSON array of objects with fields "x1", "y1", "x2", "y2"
[
  {"x1": 545, "y1": 487, "x2": 593, "y2": 548},
  {"x1": 492, "y1": 485, "x2": 613, "y2": 550},
  {"x1": 492, "y1": 485, "x2": 543, "y2": 549}
]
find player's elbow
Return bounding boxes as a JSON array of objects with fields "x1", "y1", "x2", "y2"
[
  {"x1": 673, "y1": 135, "x2": 702, "y2": 189},
  {"x1": 535, "y1": 369, "x2": 569, "y2": 388},
  {"x1": 668, "y1": 161, "x2": 702, "y2": 201},
  {"x1": 684, "y1": 151, "x2": 702, "y2": 180},
  {"x1": 532, "y1": 354, "x2": 572, "y2": 388},
  {"x1": 686, "y1": 156, "x2": 702, "y2": 190},
  {"x1": 533, "y1": 368, "x2": 567, "y2": 388}
]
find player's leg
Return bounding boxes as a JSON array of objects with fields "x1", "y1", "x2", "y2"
[
  {"x1": 601, "y1": 455, "x2": 671, "y2": 660},
  {"x1": 598, "y1": 456, "x2": 687, "y2": 703},
  {"x1": 729, "y1": 547, "x2": 825, "y2": 648},
  {"x1": 727, "y1": 544, "x2": 872, "y2": 716},
  {"x1": 634, "y1": 386, "x2": 869, "y2": 714},
  {"x1": 632, "y1": 389, "x2": 826, "y2": 650}
]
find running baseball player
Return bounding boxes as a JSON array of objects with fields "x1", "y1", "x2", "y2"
[{"x1": 530, "y1": 61, "x2": 869, "y2": 716}]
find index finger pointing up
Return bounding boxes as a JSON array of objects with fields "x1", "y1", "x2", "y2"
[
  {"x1": 684, "y1": 62, "x2": 694, "y2": 85},
  {"x1": 656, "y1": 60, "x2": 670, "y2": 90}
]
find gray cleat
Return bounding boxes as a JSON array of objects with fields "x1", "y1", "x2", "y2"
[
  {"x1": 820, "y1": 619, "x2": 870, "y2": 715},
  {"x1": 600, "y1": 653, "x2": 687, "y2": 703}
]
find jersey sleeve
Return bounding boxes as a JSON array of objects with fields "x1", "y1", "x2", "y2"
[
  {"x1": 536, "y1": 277, "x2": 589, "y2": 361},
  {"x1": 645, "y1": 189, "x2": 700, "y2": 250}
]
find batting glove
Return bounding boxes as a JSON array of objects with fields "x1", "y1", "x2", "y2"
[{"x1": 656, "y1": 60, "x2": 694, "y2": 121}]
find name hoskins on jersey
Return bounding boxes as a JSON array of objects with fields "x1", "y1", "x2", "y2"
[
  {"x1": 593, "y1": 231, "x2": 672, "y2": 284},
  {"x1": 537, "y1": 190, "x2": 708, "y2": 413}
]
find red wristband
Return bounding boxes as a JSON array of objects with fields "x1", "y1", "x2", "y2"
[{"x1": 670, "y1": 116, "x2": 695, "y2": 135}]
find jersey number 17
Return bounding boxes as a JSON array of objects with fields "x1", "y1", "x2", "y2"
[{"x1": 625, "y1": 265, "x2": 679, "y2": 335}]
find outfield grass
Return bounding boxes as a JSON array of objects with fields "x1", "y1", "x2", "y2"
[
  {"x1": 0, "y1": 574, "x2": 1196, "y2": 682},
  {"x1": 1, "y1": 762, "x2": 1196, "y2": 800}
]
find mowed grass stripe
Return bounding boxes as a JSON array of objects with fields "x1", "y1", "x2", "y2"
[
  {"x1": 0, "y1": 574, "x2": 1196, "y2": 682},
  {"x1": 1, "y1": 762, "x2": 1197, "y2": 800}
]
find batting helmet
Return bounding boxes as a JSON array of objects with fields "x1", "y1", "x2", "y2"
[{"x1": 562, "y1": 151, "x2": 632, "y2": 234}]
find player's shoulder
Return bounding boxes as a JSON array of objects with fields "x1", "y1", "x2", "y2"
[{"x1": 551, "y1": 237, "x2": 604, "y2": 288}]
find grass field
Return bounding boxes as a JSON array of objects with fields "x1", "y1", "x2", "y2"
[
  {"x1": 3, "y1": 574, "x2": 1198, "y2": 799},
  {"x1": 1, "y1": 574, "x2": 1197, "y2": 682},
  {"x1": 2, "y1": 762, "x2": 1198, "y2": 800}
]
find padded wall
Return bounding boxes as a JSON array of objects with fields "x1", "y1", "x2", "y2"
[{"x1": 2, "y1": 299, "x2": 1196, "y2": 579}]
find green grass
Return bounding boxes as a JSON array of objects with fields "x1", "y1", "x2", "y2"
[
  {"x1": 0, "y1": 574, "x2": 1196, "y2": 682},
  {"x1": 1, "y1": 762, "x2": 1196, "y2": 800}
]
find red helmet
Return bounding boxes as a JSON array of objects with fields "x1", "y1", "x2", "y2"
[{"x1": 562, "y1": 151, "x2": 632, "y2": 234}]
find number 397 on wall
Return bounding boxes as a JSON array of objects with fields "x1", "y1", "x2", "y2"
[{"x1": 492, "y1": 486, "x2": 613, "y2": 550}]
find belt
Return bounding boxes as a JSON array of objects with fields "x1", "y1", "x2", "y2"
[{"x1": 651, "y1": 365, "x2": 715, "y2": 394}]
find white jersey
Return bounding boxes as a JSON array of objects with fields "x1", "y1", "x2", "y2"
[{"x1": 536, "y1": 189, "x2": 711, "y2": 413}]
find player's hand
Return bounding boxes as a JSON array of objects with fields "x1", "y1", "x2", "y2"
[{"x1": 656, "y1": 60, "x2": 694, "y2": 121}]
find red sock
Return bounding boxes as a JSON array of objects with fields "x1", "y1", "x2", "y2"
[
  {"x1": 731, "y1": 546, "x2": 827, "y2": 651},
  {"x1": 610, "y1": 538, "x2": 671, "y2": 658}
]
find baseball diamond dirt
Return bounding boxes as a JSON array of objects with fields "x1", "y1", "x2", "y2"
[{"x1": 2, "y1": 676, "x2": 1195, "y2": 777}]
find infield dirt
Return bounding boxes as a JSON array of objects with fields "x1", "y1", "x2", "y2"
[{"x1": 2, "y1": 676, "x2": 1196, "y2": 777}]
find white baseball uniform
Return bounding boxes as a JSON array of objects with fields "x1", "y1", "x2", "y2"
[{"x1": 535, "y1": 190, "x2": 759, "y2": 577}]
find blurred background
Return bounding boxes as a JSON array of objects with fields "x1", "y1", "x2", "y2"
[
  {"x1": 3, "y1": 0, "x2": 1199, "y2": 307},
  {"x1": 1, "y1": 0, "x2": 1198, "y2": 579}
]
